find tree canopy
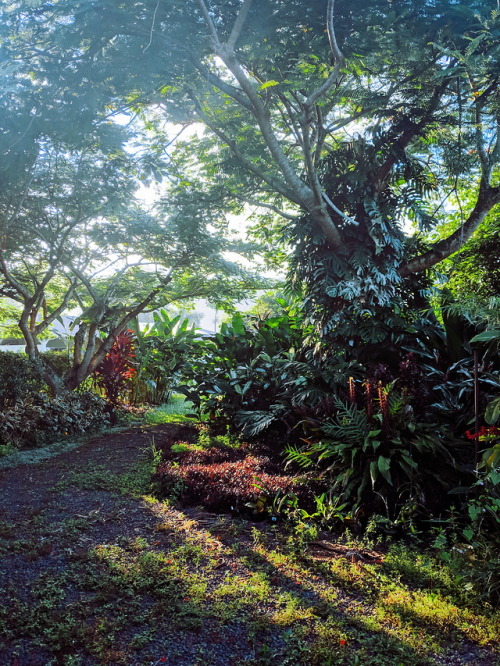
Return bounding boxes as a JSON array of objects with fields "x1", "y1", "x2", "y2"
[{"x1": 1, "y1": 0, "x2": 499, "y2": 355}]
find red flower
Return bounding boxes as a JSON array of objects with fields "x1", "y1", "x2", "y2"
[
  {"x1": 339, "y1": 639, "x2": 347, "y2": 646},
  {"x1": 466, "y1": 426, "x2": 500, "y2": 440}
]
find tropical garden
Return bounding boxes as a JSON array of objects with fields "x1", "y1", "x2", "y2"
[{"x1": 0, "y1": 0, "x2": 499, "y2": 663}]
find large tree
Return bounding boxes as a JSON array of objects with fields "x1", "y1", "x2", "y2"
[
  {"x1": 0, "y1": 137, "x2": 261, "y2": 395},
  {"x1": 2, "y1": 0, "x2": 499, "y2": 342}
]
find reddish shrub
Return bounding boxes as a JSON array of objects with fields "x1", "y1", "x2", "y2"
[
  {"x1": 154, "y1": 449, "x2": 308, "y2": 513},
  {"x1": 94, "y1": 330, "x2": 136, "y2": 407}
]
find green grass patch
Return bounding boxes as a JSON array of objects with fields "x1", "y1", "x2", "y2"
[{"x1": 142, "y1": 394, "x2": 199, "y2": 425}]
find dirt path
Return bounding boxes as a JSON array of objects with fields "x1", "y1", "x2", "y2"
[{"x1": 0, "y1": 425, "x2": 498, "y2": 666}]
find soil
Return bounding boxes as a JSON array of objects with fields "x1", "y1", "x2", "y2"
[{"x1": 0, "y1": 424, "x2": 498, "y2": 666}]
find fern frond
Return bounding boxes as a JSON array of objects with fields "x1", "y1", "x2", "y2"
[{"x1": 235, "y1": 409, "x2": 279, "y2": 437}]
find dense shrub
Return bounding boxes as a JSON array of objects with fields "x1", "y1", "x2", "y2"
[
  {"x1": 0, "y1": 351, "x2": 72, "y2": 408},
  {"x1": 0, "y1": 351, "x2": 44, "y2": 407},
  {"x1": 286, "y1": 392, "x2": 466, "y2": 521},
  {"x1": 131, "y1": 311, "x2": 204, "y2": 405},
  {"x1": 179, "y1": 311, "x2": 325, "y2": 439},
  {"x1": 154, "y1": 442, "x2": 312, "y2": 513},
  {"x1": 0, "y1": 391, "x2": 109, "y2": 452}
]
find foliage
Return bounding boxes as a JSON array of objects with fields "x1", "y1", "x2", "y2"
[
  {"x1": 0, "y1": 351, "x2": 44, "y2": 408},
  {"x1": 41, "y1": 351, "x2": 72, "y2": 380},
  {"x1": 141, "y1": 394, "x2": 197, "y2": 426},
  {"x1": 444, "y1": 218, "x2": 500, "y2": 301},
  {"x1": 0, "y1": 391, "x2": 109, "y2": 452},
  {"x1": 179, "y1": 309, "x2": 325, "y2": 438},
  {"x1": 0, "y1": 101, "x2": 263, "y2": 397},
  {"x1": 0, "y1": 299, "x2": 23, "y2": 338},
  {"x1": 0, "y1": 350, "x2": 73, "y2": 406},
  {"x1": 94, "y1": 330, "x2": 137, "y2": 408},
  {"x1": 3, "y1": 0, "x2": 499, "y2": 352},
  {"x1": 180, "y1": 315, "x2": 301, "y2": 419},
  {"x1": 432, "y1": 465, "x2": 500, "y2": 605},
  {"x1": 285, "y1": 384, "x2": 463, "y2": 521},
  {"x1": 131, "y1": 311, "x2": 204, "y2": 405},
  {"x1": 154, "y1": 438, "x2": 310, "y2": 514}
]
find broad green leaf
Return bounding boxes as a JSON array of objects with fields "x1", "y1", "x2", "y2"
[
  {"x1": 470, "y1": 329, "x2": 500, "y2": 344},
  {"x1": 485, "y1": 397, "x2": 500, "y2": 425},
  {"x1": 377, "y1": 456, "x2": 392, "y2": 485}
]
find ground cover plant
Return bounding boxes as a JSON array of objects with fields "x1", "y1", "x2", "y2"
[
  {"x1": 153, "y1": 424, "x2": 318, "y2": 514},
  {"x1": 0, "y1": 416, "x2": 499, "y2": 666}
]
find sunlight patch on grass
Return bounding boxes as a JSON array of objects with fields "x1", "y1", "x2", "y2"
[
  {"x1": 143, "y1": 394, "x2": 198, "y2": 425},
  {"x1": 377, "y1": 587, "x2": 499, "y2": 644}
]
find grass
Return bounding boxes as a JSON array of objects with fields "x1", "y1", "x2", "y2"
[
  {"x1": 142, "y1": 394, "x2": 198, "y2": 425},
  {"x1": 2, "y1": 473, "x2": 499, "y2": 665}
]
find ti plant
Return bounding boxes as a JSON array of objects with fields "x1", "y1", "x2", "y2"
[{"x1": 94, "y1": 329, "x2": 136, "y2": 410}]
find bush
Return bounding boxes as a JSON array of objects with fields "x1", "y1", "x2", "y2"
[
  {"x1": 0, "y1": 352, "x2": 44, "y2": 407},
  {"x1": 179, "y1": 311, "x2": 323, "y2": 440},
  {"x1": 154, "y1": 442, "x2": 311, "y2": 514},
  {"x1": 0, "y1": 351, "x2": 72, "y2": 408},
  {"x1": 0, "y1": 391, "x2": 109, "y2": 452},
  {"x1": 41, "y1": 351, "x2": 72, "y2": 378}
]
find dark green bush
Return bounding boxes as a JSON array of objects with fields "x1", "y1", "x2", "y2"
[
  {"x1": 0, "y1": 351, "x2": 44, "y2": 407},
  {"x1": 0, "y1": 351, "x2": 72, "y2": 407},
  {"x1": 41, "y1": 351, "x2": 72, "y2": 379},
  {"x1": 0, "y1": 391, "x2": 109, "y2": 451},
  {"x1": 179, "y1": 311, "x2": 323, "y2": 438}
]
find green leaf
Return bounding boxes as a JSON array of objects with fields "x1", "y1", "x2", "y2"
[
  {"x1": 230, "y1": 315, "x2": 246, "y2": 336},
  {"x1": 485, "y1": 397, "x2": 500, "y2": 425},
  {"x1": 470, "y1": 329, "x2": 500, "y2": 344},
  {"x1": 467, "y1": 505, "x2": 481, "y2": 522},
  {"x1": 259, "y1": 80, "x2": 280, "y2": 90},
  {"x1": 377, "y1": 456, "x2": 392, "y2": 485}
]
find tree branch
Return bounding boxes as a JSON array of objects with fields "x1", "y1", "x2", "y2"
[
  {"x1": 400, "y1": 183, "x2": 500, "y2": 276},
  {"x1": 474, "y1": 99, "x2": 491, "y2": 182},
  {"x1": 373, "y1": 81, "x2": 448, "y2": 193},
  {"x1": 226, "y1": 0, "x2": 253, "y2": 52},
  {"x1": 304, "y1": 0, "x2": 344, "y2": 108},
  {"x1": 194, "y1": 0, "x2": 221, "y2": 49},
  {"x1": 195, "y1": 62, "x2": 253, "y2": 111},
  {"x1": 187, "y1": 90, "x2": 300, "y2": 203},
  {"x1": 235, "y1": 196, "x2": 299, "y2": 220},
  {"x1": 0, "y1": 251, "x2": 32, "y2": 302},
  {"x1": 34, "y1": 281, "x2": 78, "y2": 336}
]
